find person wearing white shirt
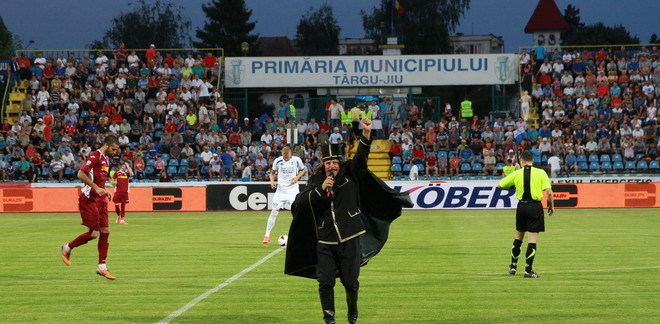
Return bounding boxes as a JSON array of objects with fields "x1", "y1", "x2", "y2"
[
  {"x1": 263, "y1": 146, "x2": 305, "y2": 243},
  {"x1": 200, "y1": 147, "x2": 214, "y2": 165},
  {"x1": 408, "y1": 160, "x2": 419, "y2": 180},
  {"x1": 127, "y1": 52, "x2": 140, "y2": 68},
  {"x1": 114, "y1": 75, "x2": 127, "y2": 90},
  {"x1": 368, "y1": 101, "x2": 380, "y2": 119},
  {"x1": 547, "y1": 155, "x2": 561, "y2": 178},
  {"x1": 261, "y1": 131, "x2": 273, "y2": 145}
]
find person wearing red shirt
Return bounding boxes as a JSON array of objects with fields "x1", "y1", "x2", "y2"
[
  {"x1": 411, "y1": 144, "x2": 426, "y2": 164},
  {"x1": 133, "y1": 158, "x2": 145, "y2": 180},
  {"x1": 60, "y1": 135, "x2": 120, "y2": 280},
  {"x1": 164, "y1": 119, "x2": 177, "y2": 134},
  {"x1": 112, "y1": 162, "x2": 134, "y2": 225},
  {"x1": 146, "y1": 44, "x2": 156, "y2": 69},
  {"x1": 319, "y1": 119, "x2": 331, "y2": 133},
  {"x1": 203, "y1": 52, "x2": 217, "y2": 76},
  {"x1": 425, "y1": 151, "x2": 438, "y2": 177},
  {"x1": 388, "y1": 140, "x2": 402, "y2": 159}
]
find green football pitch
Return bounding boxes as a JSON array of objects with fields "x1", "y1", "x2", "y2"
[{"x1": 0, "y1": 208, "x2": 658, "y2": 323}]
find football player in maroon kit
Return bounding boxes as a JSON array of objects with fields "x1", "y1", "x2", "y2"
[
  {"x1": 112, "y1": 162, "x2": 134, "y2": 225},
  {"x1": 60, "y1": 135, "x2": 120, "y2": 280}
]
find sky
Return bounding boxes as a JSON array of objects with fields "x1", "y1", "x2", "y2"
[{"x1": 2, "y1": 0, "x2": 658, "y2": 53}]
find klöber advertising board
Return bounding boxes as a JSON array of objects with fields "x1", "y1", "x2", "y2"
[{"x1": 224, "y1": 54, "x2": 518, "y2": 88}]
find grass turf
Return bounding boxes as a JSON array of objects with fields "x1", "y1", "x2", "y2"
[{"x1": 0, "y1": 208, "x2": 658, "y2": 323}]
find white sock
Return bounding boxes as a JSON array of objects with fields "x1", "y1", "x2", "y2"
[
  {"x1": 265, "y1": 210, "x2": 278, "y2": 237},
  {"x1": 98, "y1": 263, "x2": 107, "y2": 270},
  {"x1": 64, "y1": 244, "x2": 71, "y2": 252}
]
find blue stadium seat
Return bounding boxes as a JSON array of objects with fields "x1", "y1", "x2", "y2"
[
  {"x1": 80, "y1": 110, "x2": 89, "y2": 119},
  {"x1": 161, "y1": 153, "x2": 170, "y2": 162},
  {"x1": 472, "y1": 163, "x2": 483, "y2": 172},
  {"x1": 200, "y1": 165, "x2": 210, "y2": 174},
  {"x1": 416, "y1": 164, "x2": 424, "y2": 172},
  {"x1": 473, "y1": 155, "x2": 483, "y2": 163},
  {"x1": 576, "y1": 154, "x2": 587, "y2": 163},
  {"x1": 144, "y1": 166, "x2": 155, "y2": 176},
  {"x1": 589, "y1": 162, "x2": 600, "y2": 170},
  {"x1": 612, "y1": 161, "x2": 624, "y2": 170},
  {"x1": 588, "y1": 154, "x2": 599, "y2": 162},
  {"x1": 495, "y1": 162, "x2": 504, "y2": 170},
  {"x1": 168, "y1": 158, "x2": 179, "y2": 166},
  {"x1": 611, "y1": 154, "x2": 623, "y2": 162},
  {"x1": 636, "y1": 160, "x2": 648, "y2": 169},
  {"x1": 154, "y1": 130, "x2": 163, "y2": 139},
  {"x1": 649, "y1": 160, "x2": 660, "y2": 170},
  {"x1": 460, "y1": 163, "x2": 471, "y2": 172},
  {"x1": 541, "y1": 155, "x2": 548, "y2": 164},
  {"x1": 179, "y1": 158, "x2": 189, "y2": 167},
  {"x1": 599, "y1": 154, "x2": 610, "y2": 162},
  {"x1": 166, "y1": 165, "x2": 178, "y2": 174},
  {"x1": 625, "y1": 161, "x2": 636, "y2": 170},
  {"x1": 391, "y1": 164, "x2": 402, "y2": 173},
  {"x1": 437, "y1": 151, "x2": 448, "y2": 159},
  {"x1": 146, "y1": 159, "x2": 155, "y2": 167},
  {"x1": 64, "y1": 167, "x2": 75, "y2": 175},
  {"x1": 194, "y1": 153, "x2": 201, "y2": 161},
  {"x1": 577, "y1": 161, "x2": 588, "y2": 170},
  {"x1": 403, "y1": 164, "x2": 412, "y2": 172},
  {"x1": 600, "y1": 161, "x2": 612, "y2": 170},
  {"x1": 635, "y1": 153, "x2": 645, "y2": 161},
  {"x1": 179, "y1": 166, "x2": 189, "y2": 174},
  {"x1": 392, "y1": 156, "x2": 402, "y2": 165},
  {"x1": 41, "y1": 167, "x2": 50, "y2": 176},
  {"x1": 155, "y1": 123, "x2": 163, "y2": 130}
]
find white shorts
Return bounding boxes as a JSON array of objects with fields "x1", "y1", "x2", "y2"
[{"x1": 271, "y1": 191, "x2": 297, "y2": 210}]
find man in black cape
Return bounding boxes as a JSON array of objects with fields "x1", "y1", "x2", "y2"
[{"x1": 285, "y1": 117, "x2": 413, "y2": 324}]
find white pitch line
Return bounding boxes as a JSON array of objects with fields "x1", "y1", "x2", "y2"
[{"x1": 157, "y1": 247, "x2": 285, "y2": 324}]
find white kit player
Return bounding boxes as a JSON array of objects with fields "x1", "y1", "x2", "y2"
[{"x1": 263, "y1": 146, "x2": 306, "y2": 244}]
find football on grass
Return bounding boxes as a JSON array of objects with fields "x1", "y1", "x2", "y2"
[{"x1": 277, "y1": 234, "x2": 288, "y2": 246}]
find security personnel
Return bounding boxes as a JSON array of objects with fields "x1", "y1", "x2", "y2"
[
  {"x1": 340, "y1": 109, "x2": 352, "y2": 128},
  {"x1": 350, "y1": 104, "x2": 363, "y2": 138},
  {"x1": 288, "y1": 98, "x2": 297, "y2": 120},
  {"x1": 460, "y1": 97, "x2": 473, "y2": 119},
  {"x1": 498, "y1": 150, "x2": 554, "y2": 278}
]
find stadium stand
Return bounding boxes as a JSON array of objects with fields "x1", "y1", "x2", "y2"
[{"x1": 0, "y1": 44, "x2": 657, "y2": 182}]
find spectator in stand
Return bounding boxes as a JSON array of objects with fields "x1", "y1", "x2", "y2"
[
  {"x1": 449, "y1": 153, "x2": 460, "y2": 176},
  {"x1": 425, "y1": 151, "x2": 438, "y2": 178},
  {"x1": 408, "y1": 159, "x2": 419, "y2": 180}
]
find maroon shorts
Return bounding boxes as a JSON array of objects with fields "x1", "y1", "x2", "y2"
[
  {"x1": 112, "y1": 192, "x2": 129, "y2": 204},
  {"x1": 79, "y1": 194, "x2": 109, "y2": 231}
]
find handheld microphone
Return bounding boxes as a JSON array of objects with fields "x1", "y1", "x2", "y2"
[{"x1": 326, "y1": 173, "x2": 335, "y2": 198}]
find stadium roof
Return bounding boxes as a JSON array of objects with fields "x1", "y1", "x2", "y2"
[
  {"x1": 524, "y1": 0, "x2": 569, "y2": 33},
  {"x1": 255, "y1": 36, "x2": 300, "y2": 56}
]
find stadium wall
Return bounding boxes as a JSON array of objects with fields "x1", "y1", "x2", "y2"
[{"x1": 0, "y1": 180, "x2": 658, "y2": 212}]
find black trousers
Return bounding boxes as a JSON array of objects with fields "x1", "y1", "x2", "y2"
[{"x1": 317, "y1": 237, "x2": 361, "y2": 298}]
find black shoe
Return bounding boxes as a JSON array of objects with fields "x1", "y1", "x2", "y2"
[
  {"x1": 524, "y1": 271, "x2": 540, "y2": 278},
  {"x1": 348, "y1": 312, "x2": 358, "y2": 324},
  {"x1": 508, "y1": 268, "x2": 517, "y2": 275},
  {"x1": 323, "y1": 309, "x2": 336, "y2": 324}
]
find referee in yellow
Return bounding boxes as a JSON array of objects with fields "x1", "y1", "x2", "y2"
[{"x1": 498, "y1": 150, "x2": 554, "y2": 278}]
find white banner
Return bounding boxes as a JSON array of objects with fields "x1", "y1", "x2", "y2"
[
  {"x1": 387, "y1": 180, "x2": 517, "y2": 210},
  {"x1": 224, "y1": 54, "x2": 519, "y2": 88}
]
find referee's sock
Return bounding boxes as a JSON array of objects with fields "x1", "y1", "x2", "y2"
[
  {"x1": 510, "y1": 239, "x2": 523, "y2": 269},
  {"x1": 525, "y1": 243, "x2": 537, "y2": 273}
]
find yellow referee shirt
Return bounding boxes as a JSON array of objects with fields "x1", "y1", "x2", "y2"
[{"x1": 499, "y1": 166, "x2": 551, "y2": 201}]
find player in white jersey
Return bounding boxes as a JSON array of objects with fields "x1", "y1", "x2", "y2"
[{"x1": 263, "y1": 146, "x2": 306, "y2": 243}]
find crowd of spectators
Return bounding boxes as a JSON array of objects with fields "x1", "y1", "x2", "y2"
[{"x1": 1, "y1": 44, "x2": 658, "y2": 183}]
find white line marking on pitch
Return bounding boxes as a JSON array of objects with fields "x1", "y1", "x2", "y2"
[{"x1": 157, "y1": 247, "x2": 285, "y2": 324}]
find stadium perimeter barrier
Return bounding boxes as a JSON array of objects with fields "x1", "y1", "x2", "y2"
[{"x1": 1, "y1": 177, "x2": 658, "y2": 213}]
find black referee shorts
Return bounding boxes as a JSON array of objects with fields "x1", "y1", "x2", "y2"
[{"x1": 516, "y1": 201, "x2": 545, "y2": 232}]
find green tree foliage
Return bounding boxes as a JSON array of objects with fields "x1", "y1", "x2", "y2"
[
  {"x1": 650, "y1": 34, "x2": 658, "y2": 44},
  {"x1": 295, "y1": 4, "x2": 341, "y2": 56},
  {"x1": 361, "y1": 0, "x2": 470, "y2": 54},
  {"x1": 0, "y1": 17, "x2": 15, "y2": 58},
  {"x1": 90, "y1": 0, "x2": 192, "y2": 49},
  {"x1": 562, "y1": 5, "x2": 639, "y2": 46},
  {"x1": 195, "y1": 0, "x2": 259, "y2": 56}
]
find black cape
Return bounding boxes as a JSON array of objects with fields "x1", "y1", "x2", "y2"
[{"x1": 284, "y1": 169, "x2": 413, "y2": 279}]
